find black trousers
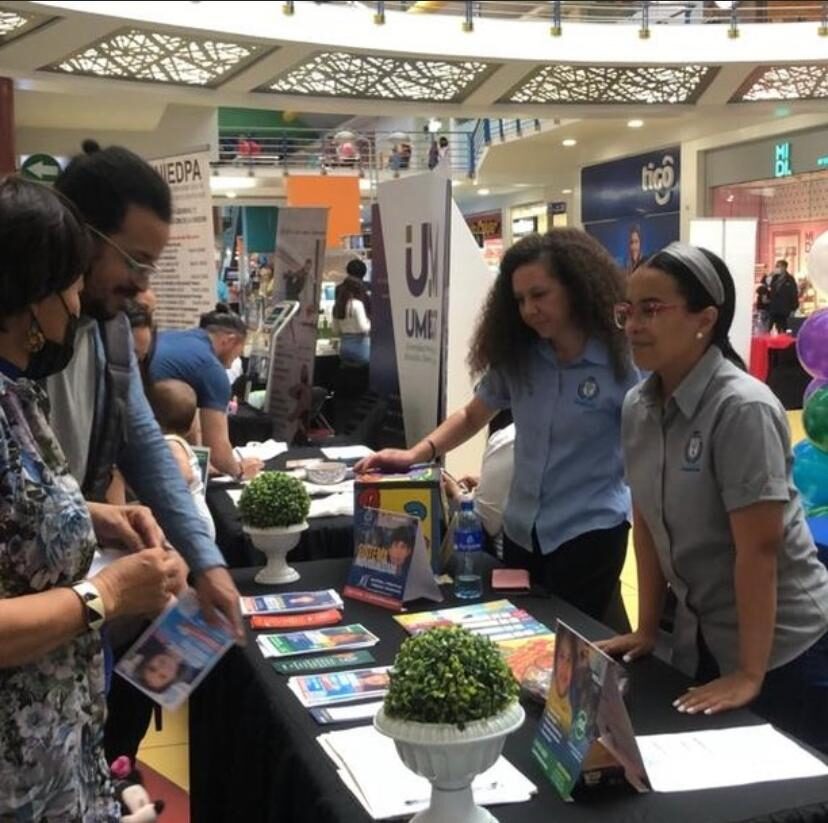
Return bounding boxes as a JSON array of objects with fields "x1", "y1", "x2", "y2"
[
  {"x1": 769, "y1": 313, "x2": 790, "y2": 333},
  {"x1": 103, "y1": 640, "x2": 156, "y2": 763},
  {"x1": 502, "y1": 521, "x2": 630, "y2": 629}
]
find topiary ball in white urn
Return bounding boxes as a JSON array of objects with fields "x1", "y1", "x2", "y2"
[{"x1": 239, "y1": 472, "x2": 311, "y2": 584}]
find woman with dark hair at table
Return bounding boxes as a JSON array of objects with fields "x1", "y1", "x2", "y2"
[
  {"x1": 357, "y1": 229, "x2": 640, "y2": 625},
  {"x1": 0, "y1": 176, "x2": 176, "y2": 819},
  {"x1": 600, "y1": 243, "x2": 828, "y2": 753}
]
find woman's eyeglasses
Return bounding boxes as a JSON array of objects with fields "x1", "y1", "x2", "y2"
[
  {"x1": 86, "y1": 224, "x2": 158, "y2": 279},
  {"x1": 614, "y1": 301, "x2": 683, "y2": 330}
]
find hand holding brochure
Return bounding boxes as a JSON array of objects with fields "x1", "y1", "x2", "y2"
[
  {"x1": 115, "y1": 591, "x2": 235, "y2": 711},
  {"x1": 257, "y1": 624, "x2": 380, "y2": 658}
]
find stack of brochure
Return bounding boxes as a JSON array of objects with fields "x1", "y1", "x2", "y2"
[
  {"x1": 287, "y1": 666, "x2": 391, "y2": 707},
  {"x1": 241, "y1": 589, "x2": 343, "y2": 616},
  {"x1": 317, "y1": 725, "x2": 537, "y2": 820},
  {"x1": 256, "y1": 624, "x2": 380, "y2": 659}
]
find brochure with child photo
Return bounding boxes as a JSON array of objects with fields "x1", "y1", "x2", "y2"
[
  {"x1": 115, "y1": 591, "x2": 235, "y2": 711},
  {"x1": 240, "y1": 589, "x2": 344, "y2": 616},
  {"x1": 343, "y1": 507, "x2": 442, "y2": 611},
  {"x1": 287, "y1": 666, "x2": 391, "y2": 708}
]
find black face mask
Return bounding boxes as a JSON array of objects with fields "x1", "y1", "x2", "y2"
[{"x1": 25, "y1": 295, "x2": 79, "y2": 380}]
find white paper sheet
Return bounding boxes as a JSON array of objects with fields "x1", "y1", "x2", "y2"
[
  {"x1": 304, "y1": 480, "x2": 355, "y2": 497},
  {"x1": 309, "y1": 493, "x2": 354, "y2": 519},
  {"x1": 236, "y1": 439, "x2": 288, "y2": 462},
  {"x1": 317, "y1": 725, "x2": 536, "y2": 820},
  {"x1": 321, "y1": 445, "x2": 374, "y2": 461},
  {"x1": 636, "y1": 724, "x2": 828, "y2": 792}
]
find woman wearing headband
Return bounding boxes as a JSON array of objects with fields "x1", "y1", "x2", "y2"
[{"x1": 600, "y1": 242, "x2": 828, "y2": 752}]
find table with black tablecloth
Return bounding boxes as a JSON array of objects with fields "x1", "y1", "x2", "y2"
[
  {"x1": 206, "y1": 447, "x2": 355, "y2": 568},
  {"x1": 189, "y1": 559, "x2": 828, "y2": 823}
]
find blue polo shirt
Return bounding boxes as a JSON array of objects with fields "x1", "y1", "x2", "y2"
[
  {"x1": 475, "y1": 339, "x2": 639, "y2": 554},
  {"x1": 149, "y1": 329, "x2": 231, "y2": 412}
]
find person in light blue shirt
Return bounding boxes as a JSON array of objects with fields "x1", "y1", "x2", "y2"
[{"x1": 358, "y1": 229, "x2": 639, "y2": 624}]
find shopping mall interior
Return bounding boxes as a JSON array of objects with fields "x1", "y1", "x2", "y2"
[{"x1": 2, "y1": 1, "x2": 828, "y2": 821}]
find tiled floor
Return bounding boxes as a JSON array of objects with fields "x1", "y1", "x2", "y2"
[{"x1": 142, "y1": 411, "x2": 804, "y2": 811}]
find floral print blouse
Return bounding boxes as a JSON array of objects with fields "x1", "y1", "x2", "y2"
[{"x1": 0, "y1": 375, "x2": 119, "y2": 822}]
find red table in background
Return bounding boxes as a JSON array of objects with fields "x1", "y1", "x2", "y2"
[{"x1": 750, "y1": 333, "x2": 796, "y2": 382}]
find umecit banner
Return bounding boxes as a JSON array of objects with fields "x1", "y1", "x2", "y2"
[
  {"x1": 265, "y1": 207, "x2": 328, "y2": 442},
  {"x1": 150, "y1": 150, "x2": 216, "y2": 330}
]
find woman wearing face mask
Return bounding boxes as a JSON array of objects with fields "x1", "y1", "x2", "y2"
[
  {"x1": 357, "y1": 229, "x2": 640, "y2": 625},
  {"x1": 599, "y1": 243, "x2": 828, "y2": 753},
  {"x1": 0, "y1": 177, "x2": 178, "y2": 820}
]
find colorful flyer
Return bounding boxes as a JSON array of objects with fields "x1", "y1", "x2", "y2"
[
  {"x1": 256, "y1": 624, "x2": 380, "y2": 659},
  {"x1": 531, "y1": 621, "x2": 649, "y2": 800},
  {"x1": 240, "y1": 589, "x2": 343, "y2": 616},
  {"x1": 343, "y1": 508, "x2": 442, "y2": 611},
  {"x1": 287, "y1": 666, "x2": 391, "y2": 707},
  {"x1": 115, "y1": 591, "x2": 235, "y2": 711},
  {"x1": 394, "y1": 599, "x2": 551, "y2": 642}
]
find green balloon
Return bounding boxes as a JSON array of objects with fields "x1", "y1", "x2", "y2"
[{"x1": 804, "y1": 387, "x2": 828, "y2": 452}]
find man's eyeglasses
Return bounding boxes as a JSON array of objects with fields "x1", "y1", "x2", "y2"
[
  {"x1": 614, "y1": 301, "x2": 683, "y2": 330},
  {"x1": 86, "y1": 224, "x2": 158, "y2": 279}
]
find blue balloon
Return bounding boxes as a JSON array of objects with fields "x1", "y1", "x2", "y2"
[{"x1": 793, "y1": 439, "x2": 828, "y2": 513}]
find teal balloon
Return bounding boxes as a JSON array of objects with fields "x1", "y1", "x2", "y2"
[
  {"x1": 793, "y1": 439, "x2": 828, "y2": 512},
  {"x1": 804, "y1": 387, "x2": 828, "y2": 452}
]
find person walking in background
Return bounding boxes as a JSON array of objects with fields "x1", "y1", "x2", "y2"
[
  {"x1": 767, "y1": 259, "x2": 799, "y2": 333},
  {"x1": 358, "y1": 229, "x2": 639, "y2": 627},
  {"x1": 600, "y1": 243, "x2": 828, "y2": 753},
  {"x1": 332, "y1": 276, "x2": 371, "y2": 366}
]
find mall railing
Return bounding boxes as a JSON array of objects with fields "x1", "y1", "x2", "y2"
[
  {"x1": 215, "y1": 127, "x2": 479, "y2": 178},
  {"x1": 323, "y1": 1, "x2": 827, "y2": 27}
]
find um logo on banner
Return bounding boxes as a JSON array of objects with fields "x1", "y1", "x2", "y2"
[{"x1": 404, "y1": 222, "x2": 440, "y2": 340}]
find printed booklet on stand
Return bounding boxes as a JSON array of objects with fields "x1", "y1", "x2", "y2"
[
  {"x1": 344, "y1": 507, "x2": 442, "y2": 610},
  {"x1": 531, "y1": 621, "x2": 650, "y2": 800}
]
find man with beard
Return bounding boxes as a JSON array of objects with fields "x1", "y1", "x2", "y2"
[{"x1": 46, "y1": 140, "x2": 243, "y2": 761}]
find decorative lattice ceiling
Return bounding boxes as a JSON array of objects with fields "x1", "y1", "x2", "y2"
[
  {"x1": 42, "y1": 28, "x2": 268, "y2": 88},
  {"x1": 732, "y1": 65, "x2": 828, "y2": 102},
  {"x1": 503, "y1": 64, "x2": 716, "y2": 104},
  {"x1": 259, "y1": 51, "x2": 497, "y2": 102},
  {"x1": 0, "y1": 6, "x2": 53, "y2": 46}
]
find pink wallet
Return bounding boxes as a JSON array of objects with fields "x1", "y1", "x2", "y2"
[{"x1": 491, "y1": 568, "x2": 531, "y2": 592}]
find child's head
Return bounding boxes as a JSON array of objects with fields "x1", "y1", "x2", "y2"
[
  {"x1": 554, "y1": 630, "x2": 576, "y2": 699},
  {"x1": 149, "y1": 380, "x2": 198, "y2": 438},
  {"x1": 134, "y1": 638, "x2": 184, "y2": 694},
  {"x1": 388, "y1": 527, "x2": 414, "y2": 570}
]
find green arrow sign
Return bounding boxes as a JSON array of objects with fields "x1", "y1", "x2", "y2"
[{"x1": 21, "y1": 153, "x2": 61, "y2": 183}]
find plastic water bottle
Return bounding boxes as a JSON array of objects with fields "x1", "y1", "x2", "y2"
[{"x1": 454, "y1": 498, "x2": 483, "y2": 600}]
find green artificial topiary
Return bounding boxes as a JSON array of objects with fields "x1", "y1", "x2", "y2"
[
  {"x1": 384, "y1": 625, "x2": 519, "y2": 730},
  {"x1": 239, "y1": 471, "x2": 311, "y2": 529}
]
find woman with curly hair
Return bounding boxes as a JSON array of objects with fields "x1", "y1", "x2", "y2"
[{"x1": 357, "y1": 229, "x2": 639, "y2": 621}]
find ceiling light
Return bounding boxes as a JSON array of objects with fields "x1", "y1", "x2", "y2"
[
  {"x1": 561, "y1": 188, "x2": 573, "y2": 194},
  {"x1": 427, "y1": 118, "x2": 443, "y2": 133},
  {"x1": 210, "y1": 177, "x2": 257, "y2": 191},
  {"x1": 562, "y1": 138, "x2": 577, "y2": 147},
  {"x1": 627, "y1": 119, "x2": 644, "y2": 128},
  {"x1": 226, "y1": 192, "x2": 237, "y2": 199},
  {"x1": 477, "y1": 188, "x2": 490, "y2": 196}
]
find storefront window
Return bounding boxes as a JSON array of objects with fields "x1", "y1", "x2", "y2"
[{"x1": 712, "y1": 170, "x2": 828, "y2": 317}]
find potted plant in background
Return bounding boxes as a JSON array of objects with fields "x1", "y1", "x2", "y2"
[
  {"x1": 375, "y1": 625, "x2": 524, "y2": 823},
  {"x1": 239, "y1": 471, "x2": 311, "y2": 584}
]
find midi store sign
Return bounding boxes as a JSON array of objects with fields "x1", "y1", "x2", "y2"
[{"x1": 581, "y1": 146, "x2": 681, "y2": 223}]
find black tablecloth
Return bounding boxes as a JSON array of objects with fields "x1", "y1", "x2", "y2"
[
  {"x1": 228, "y1": 404, "x2": 274, "y2": 447},
  {"x1": 206, "y1": 447, "x2": 354, "y2": 568},
  {"x1": 189, "y1": 559, "x2": 828, "y2": 823}
]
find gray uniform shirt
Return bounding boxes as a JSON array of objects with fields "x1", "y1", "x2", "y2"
[{"x1": 623, "y1": 346, "x2": 828, "y2": 677}]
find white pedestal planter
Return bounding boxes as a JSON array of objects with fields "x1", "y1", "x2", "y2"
[
  {"x1": 244, "y1": 522, "x2": 309, "y2": 584},
  {"x1": 374, "y1": 701, "x2": 525, "y2": 823}
]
